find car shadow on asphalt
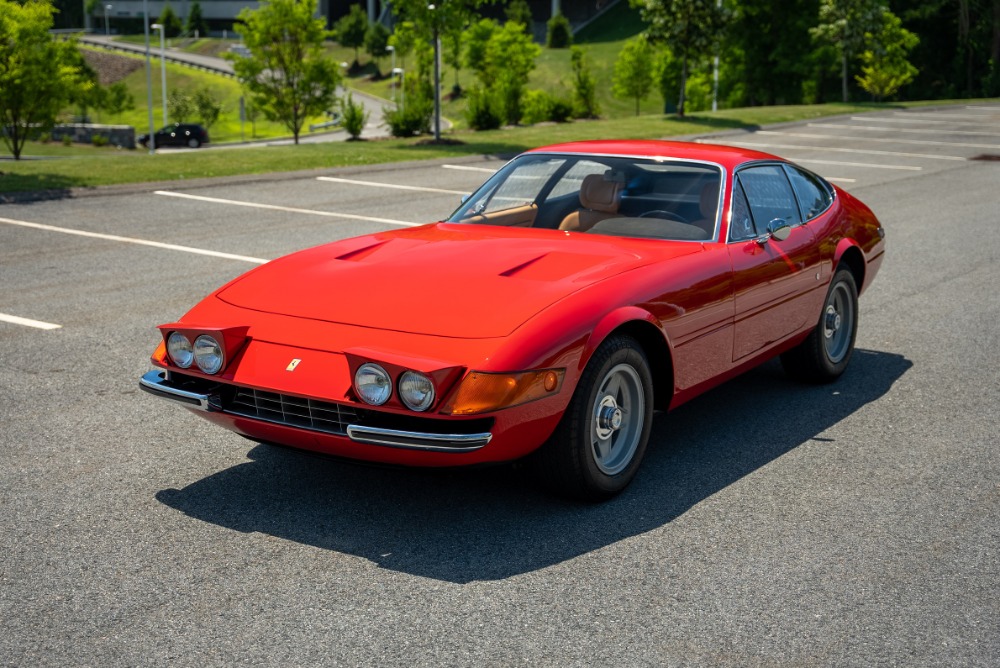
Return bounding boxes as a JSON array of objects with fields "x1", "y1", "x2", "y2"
[{"x1": 156, "y1": 348, "x2": 911, "y2": 583}]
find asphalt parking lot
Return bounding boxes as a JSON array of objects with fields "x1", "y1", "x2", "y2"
[{"x1": 1, "y1": 104, "x2": 998, "y2": 666}]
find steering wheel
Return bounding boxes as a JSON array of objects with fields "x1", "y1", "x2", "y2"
[{"x1": 638, "y1": 210, "x2": 690, "y2": 224}]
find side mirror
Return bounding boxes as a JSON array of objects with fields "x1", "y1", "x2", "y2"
[{"x1": 756, "y1": 218, "x2": 791, "y2": 245}]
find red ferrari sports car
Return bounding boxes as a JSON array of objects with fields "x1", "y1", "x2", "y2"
[{"x1": 141, "y1": 140, "x2": 884, "y2": 499}]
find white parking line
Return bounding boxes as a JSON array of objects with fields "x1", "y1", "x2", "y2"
[
  {"x1": 759, "y1": 129, "x2": 1000, "y2": 151},
  {"x1": 713, "y1": 138, "x2": 965, "y2": 162},
  {"x1": 894, "y1": 111, "x2": 997, "y2": 121},
  {"x1": 794, "y1": 158, "x2": 921, "y2": 171},
  {"x1": 0, "y1": 312, "x2": 61, "y2": 330},
  {"x1": 316, "y1": 176, "x2": 466, "y2": 195},
  {"x1": 0, "y1": 216, "x2": 269, "y2": 264},
  {"x1": 442, "y1": 164, "x2": 497, "y2": 173},
  {"x1": 851, "y1": 116, "x2": 993, "y2": 128},
  {"x1": 966, "y1": 105, "x2": 1000, "y2": 111},
  {"x1": 810, "y1": 122, "x2": 1000, "y2": 137},
  {"x1": 154, "y1": 191, "x2": 420, "y2": 227},
  {"x1": 825, "y1": 177, "x2": 857, "y2": 183}
]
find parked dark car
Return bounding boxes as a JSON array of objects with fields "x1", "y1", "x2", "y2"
[{"x1": 137, "y1": 123, "x2": 209, "y2": 149}]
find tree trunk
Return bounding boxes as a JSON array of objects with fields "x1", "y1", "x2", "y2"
[
  {"x1": 678, "y1": 56, "x2": 688, "y2": 117},
  {"x1": 841, "y1": 51, "x2": 848, "y2": 103}
]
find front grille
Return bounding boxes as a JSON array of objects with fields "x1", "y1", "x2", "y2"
[{"x1": 226, "y1": 387, "x2": 359, "y2": 436}]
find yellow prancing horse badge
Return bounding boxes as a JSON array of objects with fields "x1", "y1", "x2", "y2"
[{"x1": 286, "y1": 359, "x2": 301, "y2": 371}]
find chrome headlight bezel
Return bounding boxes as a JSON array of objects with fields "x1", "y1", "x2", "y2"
[
  {"x1": 193, "y1": 334, "x2": 224, "y2": 375},
  {"x1": 355, "y1": 363, "x2": 392, "y2": 406},
  {"x1": 398, "y1": 371, "x2": 435, "y2": 412},
  {"x1": 166, "y1": 332, "x2": 194, "y2": 369}
]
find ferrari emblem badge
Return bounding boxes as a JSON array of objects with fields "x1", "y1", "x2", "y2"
[{"x1": 286, "y1": 359, "x2": 301, "y2": 372}]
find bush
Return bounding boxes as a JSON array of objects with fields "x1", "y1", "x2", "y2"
[
  {"x1": 61, "y1": 134, "x2": 73, "y2": 147},
  {"x1": 549, "y1": 97, "x2": 574, "y2": 123},
  {"x1": 520, "y1": 89, "x2": 551, "y2": 125},
  {"x1": 383, "y1": 84, "x2": 433, "y2": 137},
  {"x1": 91, "y1": 134, "x2": 108, "y2": 147},
  {"x1": 547, "y1": 13, "x2": 572, "y2": 48},
  {"x1": 341, "y1": 93, "x2": 369, "y2": 140},
  {"x1": 464, "y1": 86, "x2": 502, "y2": 130}
]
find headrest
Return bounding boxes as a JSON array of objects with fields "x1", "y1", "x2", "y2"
[
  {"x1": 700, "y1": 181, "x2": 719, "y2": 219},
  {"x1": 580, "y1": 174, "x2": 623, "y2": 214}
]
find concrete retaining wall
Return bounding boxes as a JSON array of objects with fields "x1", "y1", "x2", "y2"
[{"x1": 52, "y1": 124, "x2": 136, "y2": 149}]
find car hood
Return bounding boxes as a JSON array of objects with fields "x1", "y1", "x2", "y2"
[{"x1": 217, "y1": 223, "x2": 699, "y2": 338}]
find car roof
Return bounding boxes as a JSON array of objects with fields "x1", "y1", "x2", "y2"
[{"x1": 524, "y1": 140, "x2": 782, "y2": 171}]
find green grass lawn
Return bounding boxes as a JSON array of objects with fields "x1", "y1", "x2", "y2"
[{"x1": 1, "y1": 101, "x2": 929, "y2": 194}]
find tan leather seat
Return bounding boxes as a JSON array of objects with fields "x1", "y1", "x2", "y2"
[
  {"x1": 559, "y1": 174, "x2": 624, "y2": 232},
  {"x1": 694, "y1": 181, "x2": 719, "y2": 238}
]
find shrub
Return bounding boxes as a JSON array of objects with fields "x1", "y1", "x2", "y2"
[
  {"x1": 571, "y1": 46, "x2": 600, "y2": 118},
  {"x1": 464, "y1": 86, "x2": 502, "y2": 130},
  {"x1": 91, "y1": 133, "x2": 108, "y2": 147},
  {"x1": 383, "y1": 83, "x2": 433, "y2": 137},
  {"x1": 547, "y1": 13, "x2": 572, "y2": 48},
  {"x1": 341, "y1": 93, "x2": 369, "y2": 140},
  {"x1": 61, "y1": 134, "x2": 73, "y2": 147},
  {"x1": 549, "y1": 97, "x2": 574, "y2": 123}
]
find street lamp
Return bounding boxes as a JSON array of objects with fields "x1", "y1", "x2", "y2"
[
  {"x1": 428, "y1": 3, "x2": 441, "y2": 141},
  {"x1": 143, "y1": 0, "x2": 155, "y2": 154},
  {"x1": 392, "y1": 67, "x2": 405, "y2": 114},
  {"x1": 386, "y1": 45, "x2": 396, "y2": 104},
  {"x1": 104, "y1": 4, "x2": 112, "y2": 36},
  {"x1": 151, "y1": 23, "x2": 168, "y2": 127}
]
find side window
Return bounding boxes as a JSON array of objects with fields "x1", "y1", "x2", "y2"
[
  {"x1": 738, "y1": 165, "x2": 802, "y2": 228},
  {"x1": 785, "y1": 165, "x2": 833, "y2": 221},
  {"x1": 729, "y1": 177, "x2": 756, "y2": 241}
]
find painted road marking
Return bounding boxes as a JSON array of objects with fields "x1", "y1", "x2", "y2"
[
  {"x1": 850, "y1": 116, "x2": 995, "y2": 128},
  {"x1": 894, "y1": 111, "x2": 997, "y2": 121},
  {"x1": 811, "y1": 122, "x2": 1000, "y2": 137},
  {"x1": 316, "y1": 176, "x2": 466, "y2": 195},
  {"x1": 442, "y1": 164, "x2": 497, "y2": 173},
  {"x1": 793, "y1": 159, "x2": 921, "y2": 171},
  {"x1": 825, "y1": 177, "x2": 857, "y2": 183},
  {"x1": 154, "y1": 191, "x2": 420, "y2": 227},
  {"x1": 712, "y1": 139, "x2": 964, "y2": 162},
  {"x1": 0, "y1": 313, "x2": 61, "y2": 330},
  {"x1": 0, "y1": 216, "x2": 269, "y2": 264},
  {"x1": 759, "y1": 129, "x2": 1000, "y2": 151}
]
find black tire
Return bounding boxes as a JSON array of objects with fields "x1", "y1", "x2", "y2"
[
  {"x1": 781, "y1": 267, "x2": 859, "y2": 383},
  {"x1": 187, "y1": 137, "x2": 201, "y2": 148},
  {"x1": 536, "y1": 335, "x2": 654, "y2": 501}
]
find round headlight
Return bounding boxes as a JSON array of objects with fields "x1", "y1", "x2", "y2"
[
  {"x1": 355, "y1": 363, "x2": 392, "y2": 405},
  {"x1": 399, "y1": 371, "x2": 435, "y2": 412},
  {"x1": 193, "y1": 335, "x2": 224, "y2": 374},
  {"x1": 167, "y1": 332, "x2": 193, "y2": 368}
]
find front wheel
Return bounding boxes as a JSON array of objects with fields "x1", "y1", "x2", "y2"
[
  {"x1": 187, "y1": 137, "x2": 201, "y2": 148},
  {"x1": 781, "y1": 267, "x2": 859, "y2": 383},
  {"x1": 536, "y1": 335, "x2": 654, "y2": 501}
]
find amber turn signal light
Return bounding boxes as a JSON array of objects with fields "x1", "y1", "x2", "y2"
[{"x1": 442, "y1": 369, "x2": 565, "y2": 415}]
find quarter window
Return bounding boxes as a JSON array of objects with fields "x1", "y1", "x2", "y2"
[
  {"x1": 785, "y1": 165, "x2": 833, "y2": 221},
  {"x1": 729, "y1": 178, "x2": 756, "y2": 241}
]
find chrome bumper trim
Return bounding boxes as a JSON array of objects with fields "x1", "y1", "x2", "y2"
[
  {"x1": 347, "y1": 425, "x2": 492, "y2": 452},
  {"x1": 139, "y1": 369, "x2": 220, "y2": 412}
]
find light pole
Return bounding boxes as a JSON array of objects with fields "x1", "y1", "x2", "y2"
[
  {"x1": 428, "y1": 3, "x2": 441, "y2": 141},
  {"x1": 386, "y1": 45, "x2": 396, "y2": 104},
  {"x1": 392, "y1": 67, "x2": 405, "y2": 114},
  {"x1": 151, "y1": 23, "x2": 168, "y2": 127},
  {"x1": 104, "y1": 4, "x2": 112, "y2": 36},
  {"x1": 143, "y1": 0, "x2": 155, "y2": 154}
]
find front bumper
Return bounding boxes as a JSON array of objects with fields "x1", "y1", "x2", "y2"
[{"x1": 139, "y1": 369, "x2": 492, "y2": 453}]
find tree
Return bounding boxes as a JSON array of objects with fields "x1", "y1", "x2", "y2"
[
  {"x1": 105, "y1": 82, "x2": 135, "y2": 119},
  {"x1": 194, "y1": 87, "x2": 223, "y2": 129},
  {"x1": 613, "y1": 35, "x2": 655, "y2": 116},
  {"x1": 365, "y1": 21, "x2": 390, "y2": 75},
  {"x1": 547, "y1": 13, "x2": 573, "y2": 48},
  {"x1": 506, "y1": 0, "x2": 533, "y2": 31},
  {"x1": 855, "y1": 9, "x2": 918, "y2": 100},
  {"x1": 186, "y1": 1, "x2": 209, "y2": 37},
  {"x1": 167, "y1": 88, "x2": 194, "y2": 122},
  {"x1": 227, "y1": 0, "x2": 341, "y2": 144},
  {"x1": 483, "y1": 21, "x2": 540, "y2": 124},
  {"x1": 465, "y1": 18, "x2": 499, "y2": 81},
  {"x1": 340, "y1": 92, "x2": 369, "y2": 140},
  {"x1": 0, "y1": 0, "x2": 86, "y2": 160},
  {"x1": 653, "y1": 48, "x2": 681, "y2": 112},
  {"x1": 158, "y1": 3, "x2": 183, "y2": 38},
  {"x1": 336, "y1": 4, "x2": 368, "y2": 66},
  {"x1": 388, "y1": 21, "x2": 417, "y2": 70},
  {"x1": 810, "y1": 0, "x2": 884, "y2": 102},
  {"x1": 631, "y1": 0, "x2": 724, "y2": 116},
  {"x1": 570, "y1": 46, "x2": 600, "y2": 118}
]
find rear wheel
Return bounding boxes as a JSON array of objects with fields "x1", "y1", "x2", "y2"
[
  {"x1": 187, "y1": 137, "x2": 201, "y2": 148},
  {"x1": 537, "y1": 335, "x2": 654, "y2": 501},
  {"x1": 781, "y1": 267, "x2": 858, "y2": 383}
]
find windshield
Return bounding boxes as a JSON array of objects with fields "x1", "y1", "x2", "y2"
[{"x1": 448, "y1": 153, "x2": 723, "y2": 241}]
